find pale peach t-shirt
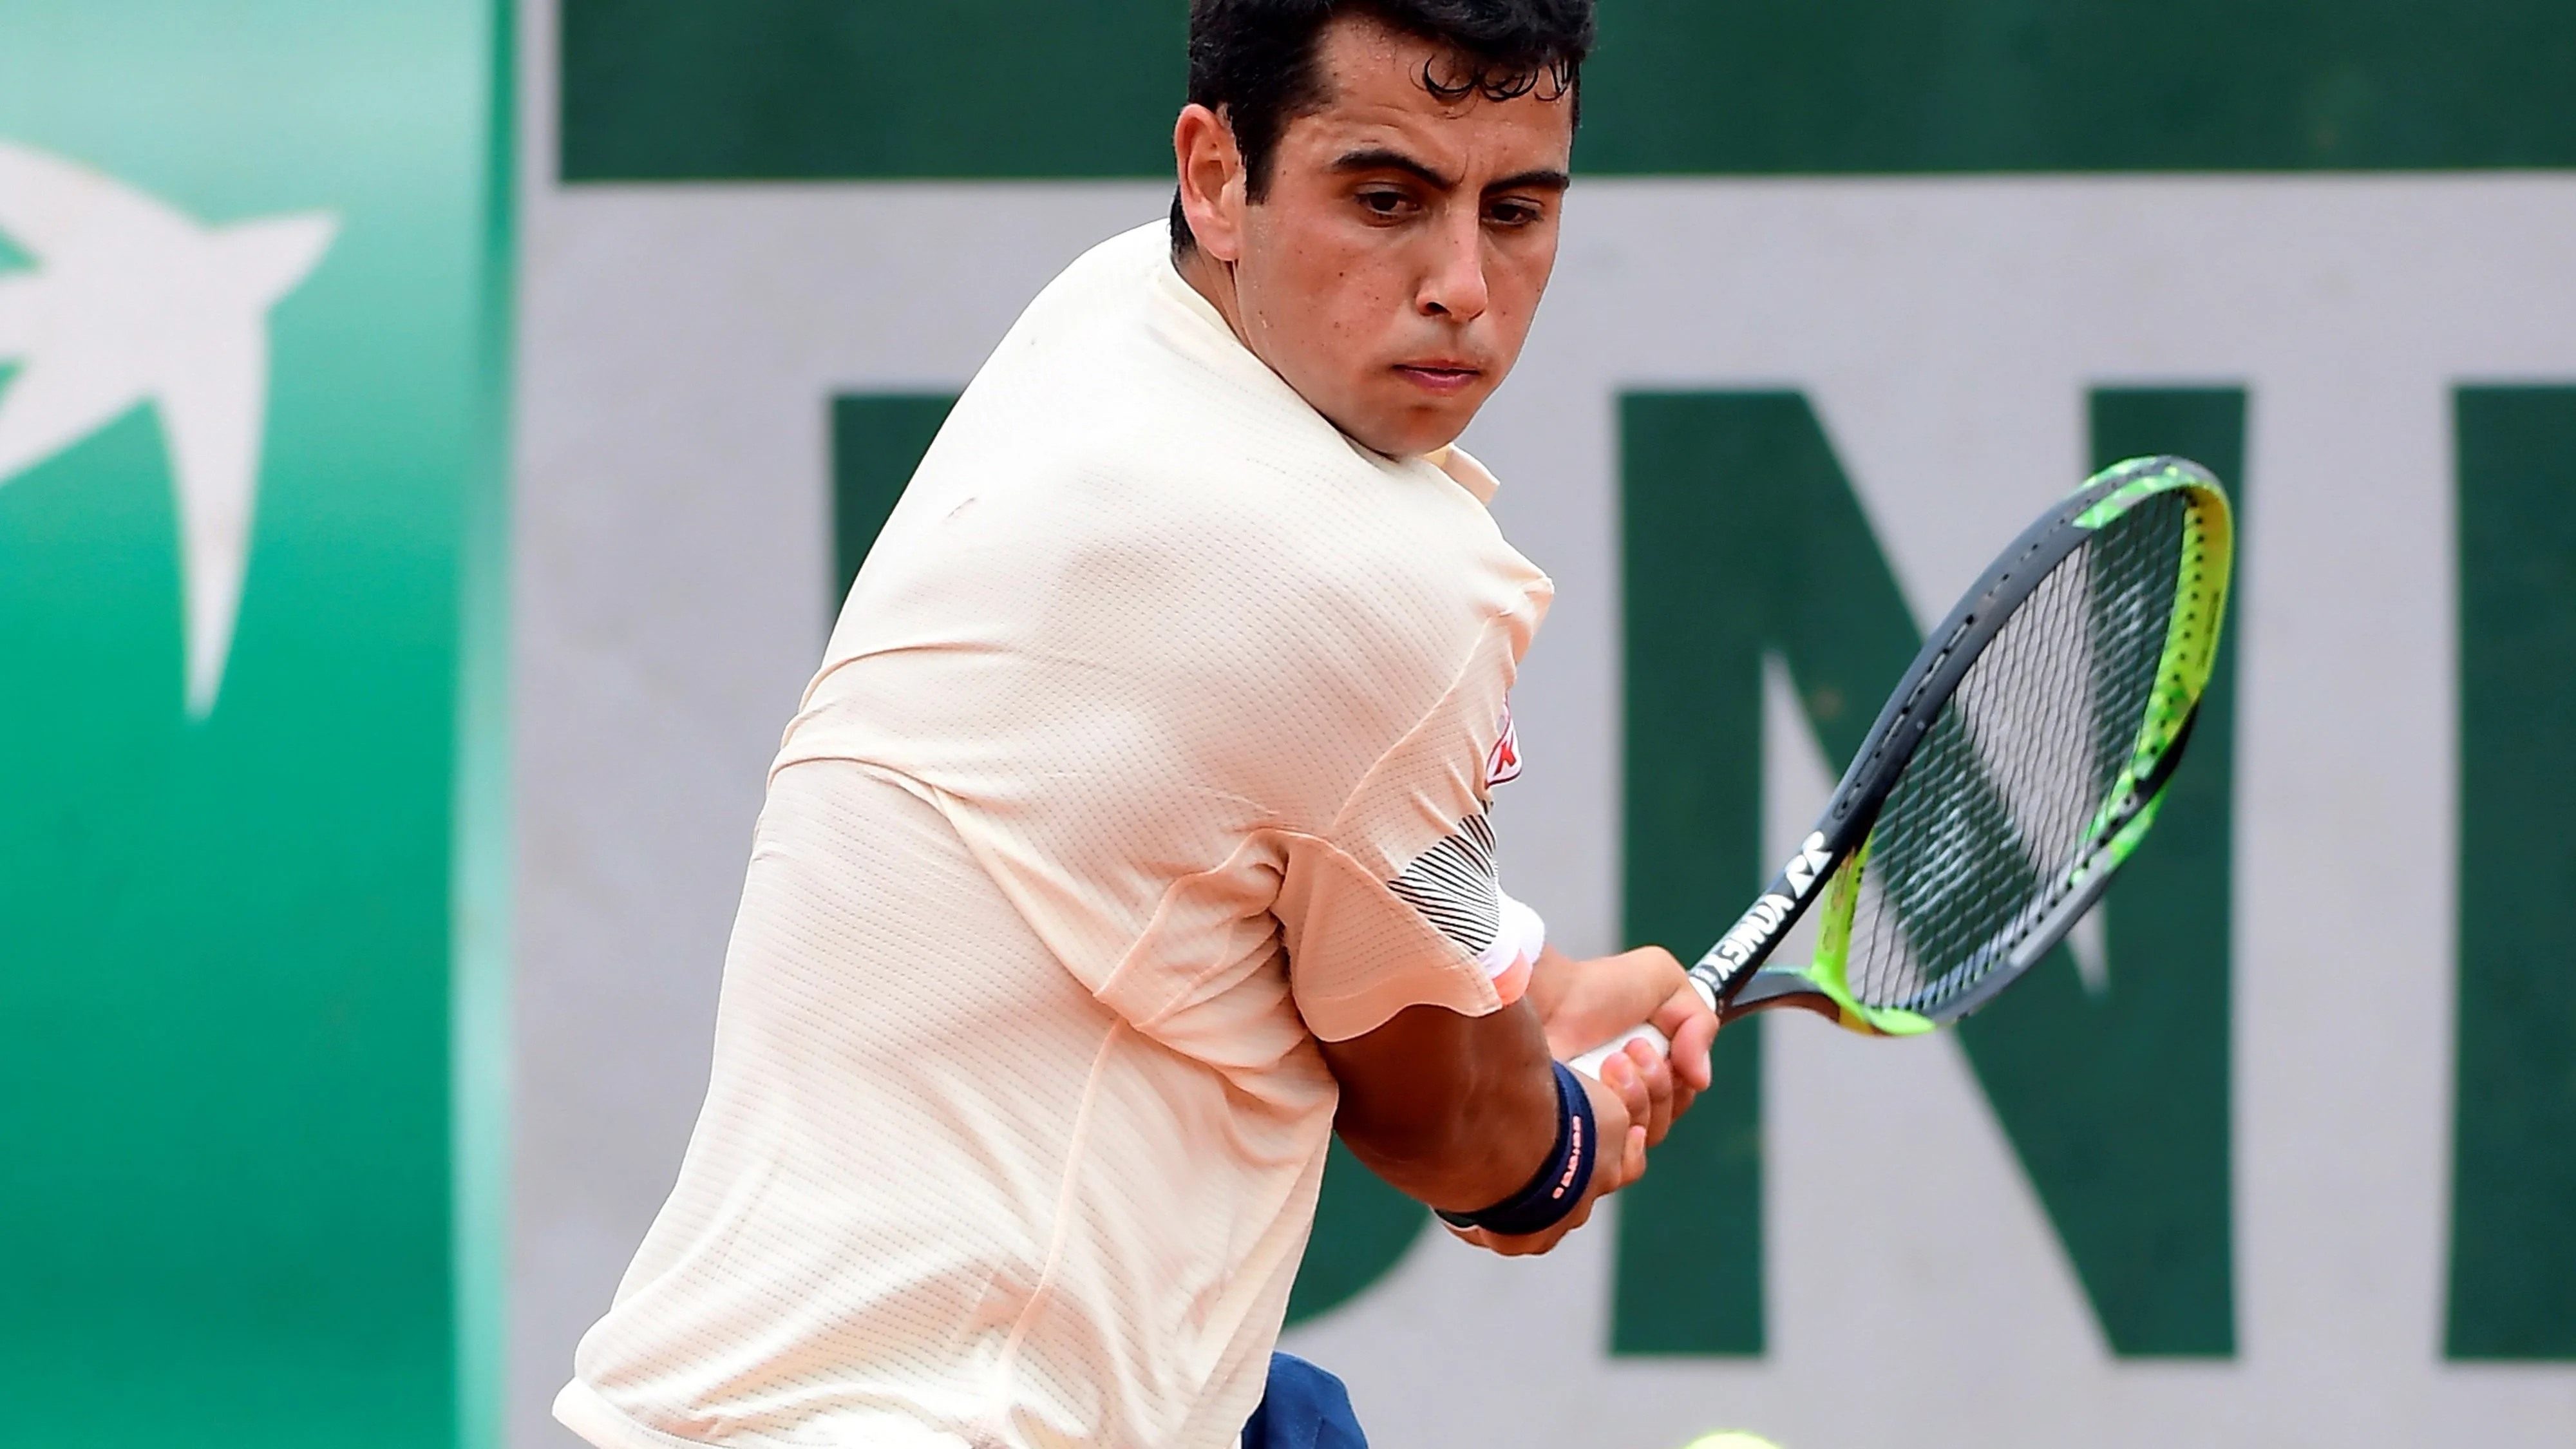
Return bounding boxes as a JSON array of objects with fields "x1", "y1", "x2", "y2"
[{"x1": 555, "y1": 222, "x2": 1551, "y2": 1449}]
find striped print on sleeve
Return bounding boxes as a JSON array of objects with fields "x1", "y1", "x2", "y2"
[{"x1": 1387, "y1": 813, "x2": 1517, "y2": 976}]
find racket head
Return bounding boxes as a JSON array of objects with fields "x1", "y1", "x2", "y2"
[{"x1": 1698, "y1": 456, "x2": 2234, "y2": 1032}]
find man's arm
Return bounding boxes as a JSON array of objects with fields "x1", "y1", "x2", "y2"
[{"x1": 1317, "y1": 945, "x2": 1714, "y2": 1256}]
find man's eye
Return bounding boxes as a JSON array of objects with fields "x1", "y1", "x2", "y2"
[
  {"x1": 1358, "y1": 189, "x2": 1412, "y2": 216},
  {"x1": 1488, "y1": 201, "x2": 1543, "y2": 227}
]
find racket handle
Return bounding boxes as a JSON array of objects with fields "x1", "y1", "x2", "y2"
[{"x1": 1567, "y1": 1023, "x2": 1672, "y2": 1079}]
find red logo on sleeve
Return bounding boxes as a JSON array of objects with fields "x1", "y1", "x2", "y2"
[{"x1": 1485, "y1": 702, "x2": 1523, "y2": 787}]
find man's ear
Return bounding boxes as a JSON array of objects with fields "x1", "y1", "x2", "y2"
[{"x1": 1173, "y1": 104, "x2": 1247, "y2": 263}]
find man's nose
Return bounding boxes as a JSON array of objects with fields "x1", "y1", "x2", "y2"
[{"x1": 1416, "y1": 205, "x2": 1490, "y2": 323}]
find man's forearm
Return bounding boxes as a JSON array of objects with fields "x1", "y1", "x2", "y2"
[{"x1": 1319, "y1": 998, "x2": 1562, "y2": 1213}]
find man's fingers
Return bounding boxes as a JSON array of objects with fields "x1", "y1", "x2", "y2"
[
  {"x1": 1669, "y1": 1059, "x2": 1701, "y2": 1116},
  {"x1": 1604, "y1": 1048, "x2": 1653, "y2": 1137},
  {"x1": 1672, "y1": 1009, "x2": 1718, "y2": 1094},
  {"x1": 1622, "y1": 1037, "x2": 1678, "y2": 1146},
  {"x1": 1579, "y1": 1060, "x2": 1639, "y2": 1186},
  {"x1": 1616, "y1": 946, "x2": 1689, "y2": 1024},
  {"x1": 1650, "y1": 980, "x2": 1721, "y2": 1095}
]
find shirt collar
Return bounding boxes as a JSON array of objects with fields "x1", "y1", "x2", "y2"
[{"x1": 1423, "y1": 444, "x2": 1502, "y2": 505}]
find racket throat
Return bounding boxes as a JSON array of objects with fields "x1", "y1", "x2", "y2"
[
  {"x1": 1717, "y1": 966, "x2": 1935, "y2": 1037},
  {"x1": 1719, "y1": 969, "x2": 1847, "y2": 1024}
]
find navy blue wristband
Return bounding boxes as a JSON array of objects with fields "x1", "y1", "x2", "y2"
[{"x1": 1435, "y1": 1060, "x2": 1598, "y2": 1237}]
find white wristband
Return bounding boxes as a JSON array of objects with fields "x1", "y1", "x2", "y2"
[{"x1": 1474, "y1": 887, "x2": 1548, "y2": 979}]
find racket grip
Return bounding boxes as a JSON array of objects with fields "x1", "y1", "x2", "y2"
[{"x1": 1567, "y1": 1023, "x2": 1672, "y2": 1079}]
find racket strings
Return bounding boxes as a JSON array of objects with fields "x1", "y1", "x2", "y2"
[{"x1": 1838, "y1": 495, "x2": 2189, "y2": 1012}]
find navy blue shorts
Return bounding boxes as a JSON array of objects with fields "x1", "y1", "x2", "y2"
[{"x1": 1240, "y1": 1352, "x2": 1367, "y2": 1449}]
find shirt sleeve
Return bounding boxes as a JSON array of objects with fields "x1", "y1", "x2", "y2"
[{"x1": 1272, "y1": 619, "x2": 1531, "y2": 1042}]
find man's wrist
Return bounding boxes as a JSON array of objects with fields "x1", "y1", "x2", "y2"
[
  {"x1": 1521, "y1": 942, "x2": 1577, "y2": 1022},
  {"x1": 1434, "y1": 1060, "x2": 1596, "y2": 1237}
]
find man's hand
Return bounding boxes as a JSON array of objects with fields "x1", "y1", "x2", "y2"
[
  {"x1": 1524, "y1": 945, "x2": 1719, "y2": 1147},
  {"x1": 1444, "y1": 1056, "x2": 1647, "y2": 1256}
]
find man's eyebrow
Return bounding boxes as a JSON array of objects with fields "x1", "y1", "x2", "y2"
[
  {"x1": 1331, "y1": 147, "x2": 1457, "y2": 189},
  {"x1": 1329, "y1": 148, "x2": 1571, "y2": 196}
]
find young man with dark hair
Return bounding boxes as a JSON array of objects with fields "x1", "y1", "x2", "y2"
[{"x1": 554, "y1": 4, "x2": 1717, "y2": 1447}]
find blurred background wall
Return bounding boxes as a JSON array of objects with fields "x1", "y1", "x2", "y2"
[{"x1": 6, "y1": 3, "x2": 2576, "y2": 1447}]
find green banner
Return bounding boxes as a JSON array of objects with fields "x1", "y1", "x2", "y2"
[
  {"x1": 560, "y1": 0, "x2": 2576, "y2": 180},
  {"x1": 0, "y1": 4, "x2": 511, "y2": 1446}
]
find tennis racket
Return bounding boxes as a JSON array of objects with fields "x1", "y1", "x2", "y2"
[{"x1": 1573, "y1": 455, "x2": 2233, "y2": 1074}]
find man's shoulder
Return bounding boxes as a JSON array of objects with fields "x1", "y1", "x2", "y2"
[
  {"x1": 989, "y1": 222, "x2": 1173, "y2": 354},
  {"x1": 870, "y1": 220, "x2": 1545, "y2": 644}
]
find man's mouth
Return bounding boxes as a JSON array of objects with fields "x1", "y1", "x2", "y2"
[{"x1": 1394, "y1": 363, "x2": 1482, "y2": 395}]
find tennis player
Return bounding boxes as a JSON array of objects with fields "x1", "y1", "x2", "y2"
[{"x1": 553, "y1": 3, "x2": 1717, "y2": 1446}]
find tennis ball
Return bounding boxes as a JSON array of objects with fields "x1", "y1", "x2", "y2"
[{"x1": 1680, "y1": 1434, "x2": 1784, "y2": 1449}]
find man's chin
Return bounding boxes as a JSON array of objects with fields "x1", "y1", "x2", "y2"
[{"x1": 1329, "y1": 400, "x2": 1482, "y2": 460}]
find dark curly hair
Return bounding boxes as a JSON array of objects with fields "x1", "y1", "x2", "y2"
[{"x1": 1171, "y1": 0, "x2": 1596, "y2": 254}]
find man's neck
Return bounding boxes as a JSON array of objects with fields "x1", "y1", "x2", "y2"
[{"x1": 1175, "y1": 243, "x2": 1258, "y2": 357}]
